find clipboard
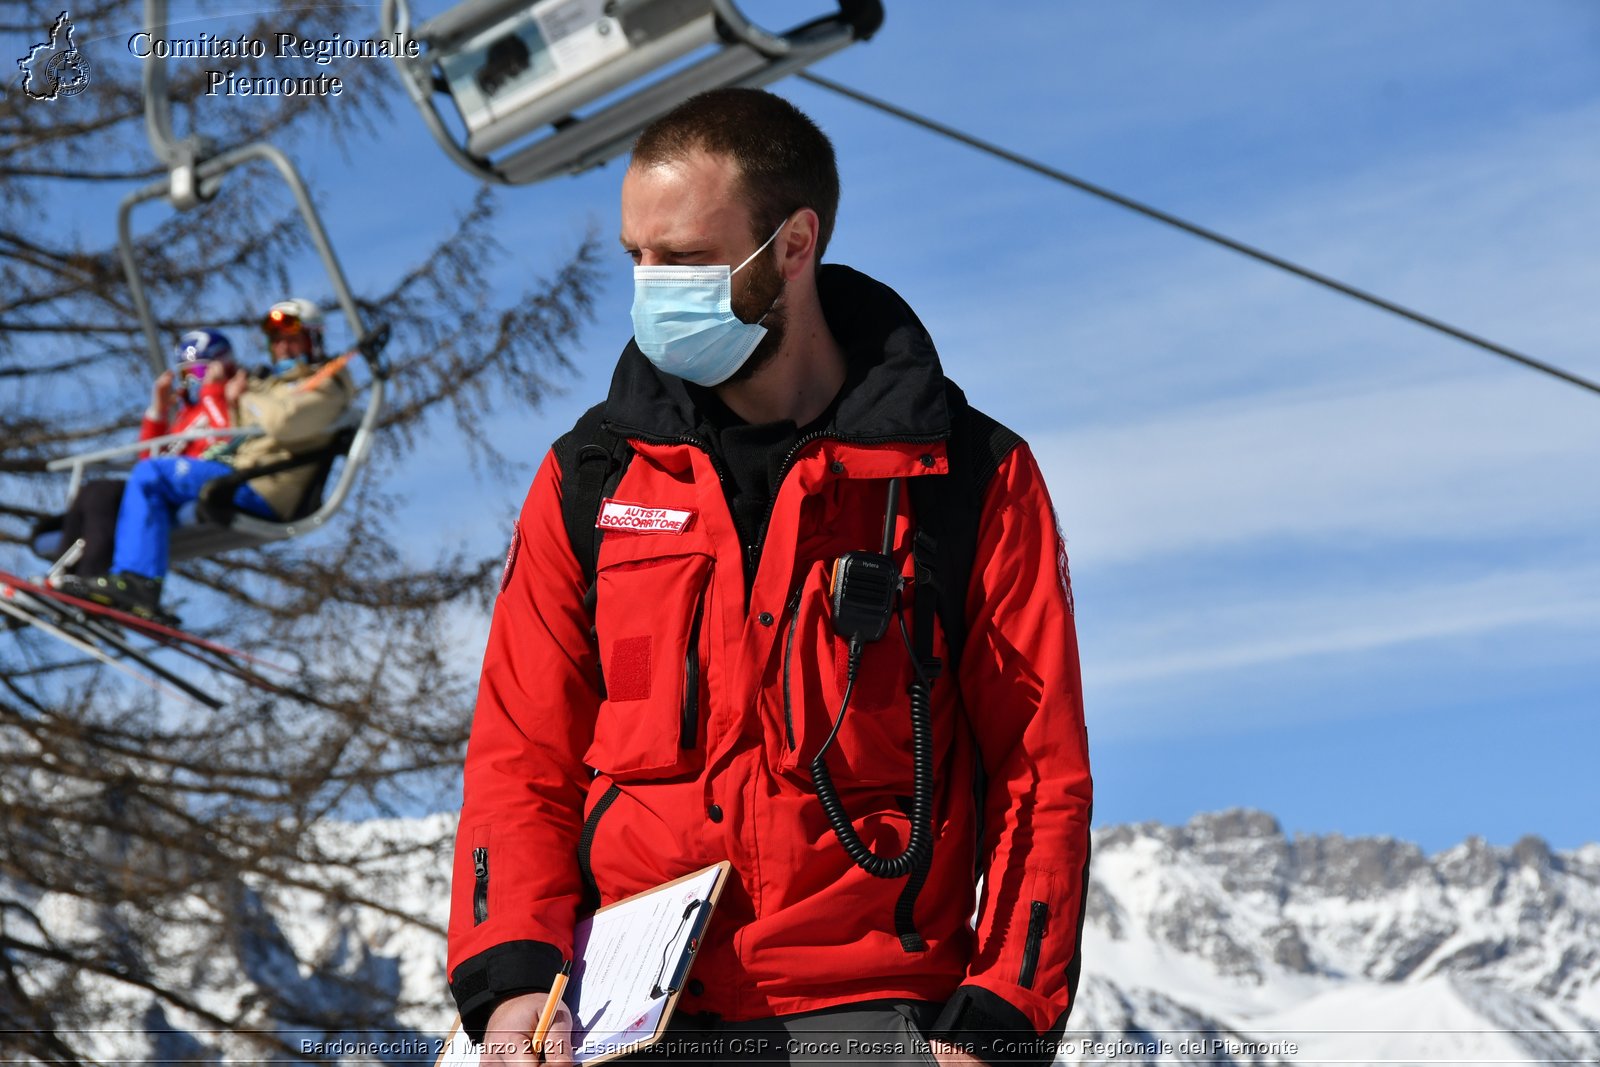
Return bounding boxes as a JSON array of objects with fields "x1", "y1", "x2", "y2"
[{"x1": 436, "y1": 860, "x2": 731, "y2": 1066}]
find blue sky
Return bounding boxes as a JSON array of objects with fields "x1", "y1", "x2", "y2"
[{"x1": 21, "y1": 1, "x2": 1600, "y2": 852}]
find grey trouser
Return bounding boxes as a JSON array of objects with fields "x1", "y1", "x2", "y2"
[{"x1": 617, "y1": 999, "x2": 942, "y2": 1065}]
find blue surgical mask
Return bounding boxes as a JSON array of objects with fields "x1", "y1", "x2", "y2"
[{"x1": 630, "y1": 219, "x2": 787, "y2": 387}]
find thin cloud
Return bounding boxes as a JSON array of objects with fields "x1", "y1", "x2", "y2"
[
  {"x1": 1087, "y1": 562, "x2": 1600, "y2": 687},
  {"x1": 1034, "y1": 372, "x2": 1600, "y2": 567}
]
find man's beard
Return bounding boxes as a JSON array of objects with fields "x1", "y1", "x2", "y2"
[{"x1": 723, "y1": 245, "x2": 787, "y2": 388}]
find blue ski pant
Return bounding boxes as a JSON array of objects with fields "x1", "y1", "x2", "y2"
[{"x1": 112, "y1": 456, "x2": 276, "y2": 579}]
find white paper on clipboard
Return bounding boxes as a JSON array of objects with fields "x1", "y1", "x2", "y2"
[{"x1": 435, "y1": 861, "x2": 730, "y2": 1067}]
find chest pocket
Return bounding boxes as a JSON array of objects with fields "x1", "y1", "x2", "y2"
[
  {"x1": 587, "y1": 550, "x2": 711, "y2": 781},
  {"x1": 777, "y1": 557, "x2": 929, "y2": 792}
]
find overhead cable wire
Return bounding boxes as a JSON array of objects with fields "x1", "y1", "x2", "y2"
[{"x1": 798, "y1": 72, "x2": 1600, "y2": 399}]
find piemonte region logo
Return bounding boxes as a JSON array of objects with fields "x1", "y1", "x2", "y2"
[{"x1": 17, "y1": 10, "x2": 92, "y2": 101}]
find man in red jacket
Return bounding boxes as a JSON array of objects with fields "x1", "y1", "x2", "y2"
[{"x1": 450, "y1": 89, "x2": 1092, "y2": 1067}]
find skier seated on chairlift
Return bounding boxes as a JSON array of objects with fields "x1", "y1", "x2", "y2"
[
  {"x1": 57, "y1": 298, "x2": 355, "y2": 620},
  {"x1": 54, "y1": 328, "x2": 240, "y2": 579}
]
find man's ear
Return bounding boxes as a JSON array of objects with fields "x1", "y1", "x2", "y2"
[{"x1": 779, "y1": 208, "x2": 822, "y2": 280}]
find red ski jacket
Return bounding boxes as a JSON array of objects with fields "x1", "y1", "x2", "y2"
[
  {"x1": 448, "y1": 267, "x2": 1092, "y2": 1062},
  {"x1": 139, "y1": 380, "x2": 231, "y2": 459}
]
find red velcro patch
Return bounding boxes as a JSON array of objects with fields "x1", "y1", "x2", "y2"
[{"x1": 607, "y1": 635, "x2": 652, "y2": 701}]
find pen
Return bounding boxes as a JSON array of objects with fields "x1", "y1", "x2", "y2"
[{"x1": 530, "y1": 959, "x2": 571, "y2": 1059}]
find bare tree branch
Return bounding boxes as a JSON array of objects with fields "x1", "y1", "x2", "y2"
[{"x1": 1, "y1": 1, "x2": 599, "y2": 1057}]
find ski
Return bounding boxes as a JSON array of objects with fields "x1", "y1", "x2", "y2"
[
  {"x1": 6, "y1": 585, "x2": 228, "y2": 708},
  {"x1": 0, "y1": 568, "x2": 289, "y2": 674},
  {"x1": 0, "y1": 594, "x2": 211, "y2": 708}
]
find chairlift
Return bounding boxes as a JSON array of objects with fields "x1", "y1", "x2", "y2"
[
  {"x1": 381, "y1": 0, "x2": 883, "y2": 184},
  {"x1": 32, "y1": 0, "x2": 390, "y2": 568}
]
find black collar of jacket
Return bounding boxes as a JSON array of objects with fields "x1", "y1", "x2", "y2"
[{"x1": 602, "y1": 264, "x2": 951, "y2": 445}]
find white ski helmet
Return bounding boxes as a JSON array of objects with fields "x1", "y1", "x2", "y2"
[{"x1": 261, "y1": 297, "x2": 326, "y2": 359}]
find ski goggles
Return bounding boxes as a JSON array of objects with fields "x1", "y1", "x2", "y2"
[{"x1": 262, "y1": 308, "x2": 308, "y2": 336}]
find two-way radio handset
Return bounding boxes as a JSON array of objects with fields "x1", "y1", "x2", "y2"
[
  {"x1": 812, "y1": 478, "x2": 936, "y2": 880},
  {"x1": 827, "y1": 473, "x2": 904, "y2": 649},
  {"x1": 828, "y1": 552, "x2": 898, "y2": 646}
]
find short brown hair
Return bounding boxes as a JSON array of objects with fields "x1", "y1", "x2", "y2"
[{"x1": 630, "y1": 88, "x2": 840, "y2": 260}]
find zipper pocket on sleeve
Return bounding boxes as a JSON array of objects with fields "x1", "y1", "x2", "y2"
[
  {"x1": 680, "y1": 598, "x2": 704, "y2": 749},
  {"x1": 472, "y1": 847, "x2": 490, "y2": 925},
  {"x1": 1019, "y1": 900, "x2": 1048, "y2": 989}
]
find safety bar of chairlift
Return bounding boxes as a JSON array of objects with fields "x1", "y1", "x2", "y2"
[
  {"x1": 140, "y1": 0, "x2": 185, "y2": 171},
  {"x1": 46, "y1": 426, "x2": 265, "y2": 501},
  {"x1": 381, "y1": 0, "x2": 881, "y2": 186}
]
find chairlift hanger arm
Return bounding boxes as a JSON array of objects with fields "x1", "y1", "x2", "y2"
[
  {"x1": 119, "y1": 141, "x2": 370, "y2": 378},
  {"x1": 127, "y1": 0, "x2": 372, "y2": 374}
]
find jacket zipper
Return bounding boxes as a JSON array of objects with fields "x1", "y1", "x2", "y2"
[
  {"x1": 472, "y1": 847, "x2": 489, "y2": 925},
  {"x1": 1019, "y1": 900, "x2": 1048, "y2": 989},
  {"x1": 780, "y1": 586, "x2": 802, "y2": 752},
  {"x1": 681, "y1": 595, "x2": 704, "y2": 749},
  {"x1": 755, "y1": 430, "x2": 834, "y2": 568}
]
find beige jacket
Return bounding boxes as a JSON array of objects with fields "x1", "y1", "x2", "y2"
[{"x1": 231, "y1": 364, "x2": 355, "y2": 518}]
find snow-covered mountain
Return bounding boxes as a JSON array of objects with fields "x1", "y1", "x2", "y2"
[
  {"x1": 11, "y1": 809, "x2": 1599, "y2": 1064},
  {"x1": 1066, "y1": 809, "x2": 1600, "y2": 1065}
]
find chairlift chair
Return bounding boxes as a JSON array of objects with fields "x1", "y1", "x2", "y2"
[
  {"x1": 33, "y1": 418, "x2": 369, "y2": 567},
  {"x1": 381, "y1": 0, "x2": 883, "y2": 184}
]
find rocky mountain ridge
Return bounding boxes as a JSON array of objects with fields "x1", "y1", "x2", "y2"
[{"x1": 1067, "y1": 809, "x2": 1600, "y2": 1064}]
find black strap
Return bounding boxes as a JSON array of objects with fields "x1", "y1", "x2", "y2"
[
  {"x1": 910, "y1": 528, "x2": 943, "y2": 681},
  {"x1": 905, "y1": 382, "x2": 1023, "y2": 668},
  {"x1": 555, "y1": 403, "x2": 635, "y2": 590},
  {"x1": 576, "y1": 782, "x2": 622, "y2": 914},
  {"x1": 897, "y1": 382, "x2": 1021, "y2": 949}
]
